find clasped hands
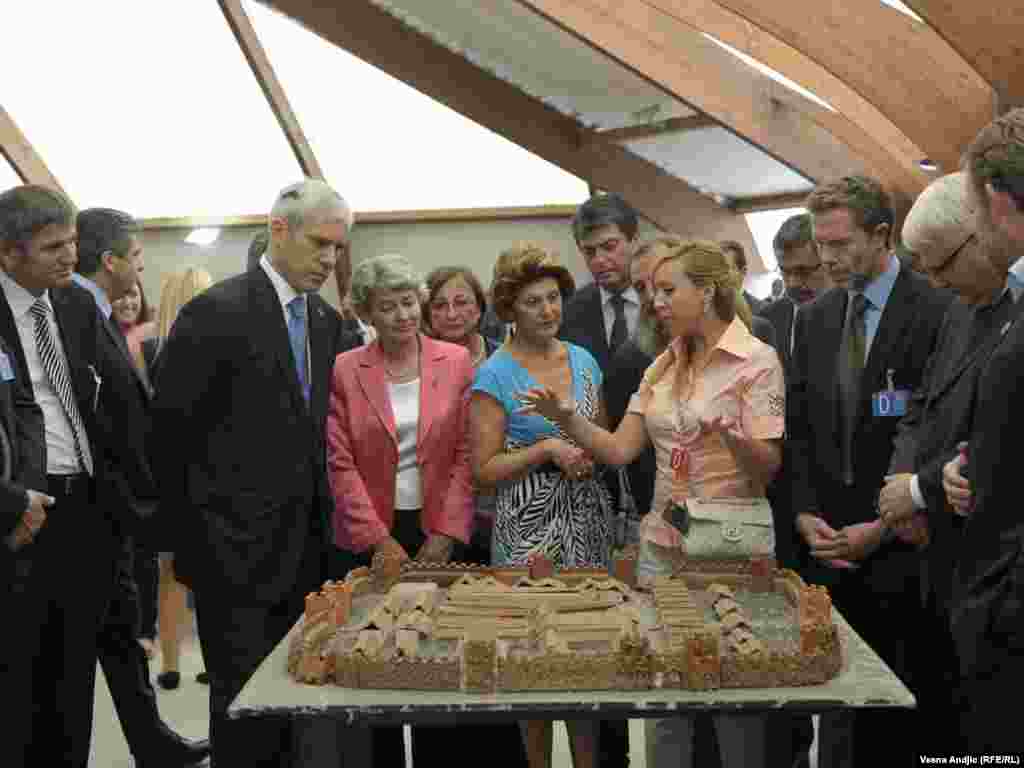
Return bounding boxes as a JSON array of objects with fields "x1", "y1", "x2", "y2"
[
  {"x1": 375, "y1": 532, "x2": 455, "y2": 564},
  {"x1": 517, "y1": 387, "x2": 595, "y2": 481},
  {"x1": 4, "y1": 490, "x2": 54, "y2": 552},
  {"x1": 796, "y1": 514, "x2": 885, "y2": 569}
]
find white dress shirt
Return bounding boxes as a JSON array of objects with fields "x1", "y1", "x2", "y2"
[
  {"x1": 260, "y1": 255, "x2": 310, "y2": 382},
  {"x1": 0, "y1": 271, "x2": 93, "y2": 474},
  {"x1": 599, "y1": 286, "x2": 640, "y2": 346}
]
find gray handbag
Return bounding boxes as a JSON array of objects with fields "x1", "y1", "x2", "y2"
[{"x1": 683, "y1": 497, "x2": 775, "y2": 560}]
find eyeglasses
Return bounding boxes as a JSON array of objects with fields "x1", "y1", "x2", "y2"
[
  {"x1": 580, "y1": 236, "x2": 624, "y2": 259},
  {"x1": 780, "y1": 263, "x2": 823, "y2": 281},
  {"x1": 925, "y1": 233, "x2": 974, "y2": 278}
]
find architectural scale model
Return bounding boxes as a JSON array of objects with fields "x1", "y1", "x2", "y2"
[{"x1": 288, "y1": 552, "x2": 841, "y2": 692}]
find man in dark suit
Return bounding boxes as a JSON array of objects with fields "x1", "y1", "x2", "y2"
[
  {"x1": 758, "y1": 213, "x2": 829, "y2": 376},
  {"x1": 788, "y1": 176, "x2": 951, "y2": 764},
  {"x1": 562, "y1": 193, "x2": 641, "y2": 375},
  {"x1": 151, "y1": 179, "x2": 361, "y2": 766},
  {"x1": 74, "y1": 208, "x2": 209, "y2": 768},
  {"x1": 876, "y1": 172, "x2": 1009, "y2": 757},
  {"x1": 0, "y1": 185, "x2": 158, "y2": 767},
  {"x1": 939, "y1": 108, "x2": 1024, "y2": 755}
]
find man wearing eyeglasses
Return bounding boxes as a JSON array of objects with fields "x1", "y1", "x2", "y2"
[
  {"x1": 874, "y1": 171, "x2": 1007, "y2": 758},
  {"x1": 922, "y1": 108, "x2": 1024, "y2": 756},
  {"x1": 759, "y1": 214, "x2": 829, "y2": 377}
]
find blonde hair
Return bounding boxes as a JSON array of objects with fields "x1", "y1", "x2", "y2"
[
  {"x1": 156, "y1": 268, "x2": 213, "y2": 341},
  {"x1": 650, "y1": 239, "x2": 752, "y2": 329}
]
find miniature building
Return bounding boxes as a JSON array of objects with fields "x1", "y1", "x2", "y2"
[
  {"x1": 323, "y1": 581, "x2": 353, "y2": 626},
  {"x1": 799, "y1": 585, "x2": 832, "y2": 625},
  {"x1": 528, "y1": 553, "x2": 554, "y2": 581},
  {"x1": 463, "y1": 625, "x2": 498, "y2": 692},
  {"x1": 750, "y1": 556, "x2": 776, "y2": 592},
  {"x1": 612, "y1": 550, "x2": 638, "y2": 588},
  {"x1": 372, "y1": 551, "x2": 403, "y2": 591}
]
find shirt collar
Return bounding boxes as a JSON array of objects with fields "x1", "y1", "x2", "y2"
[
  {"x1": 260, "y1": 254, "x2": 302, "y2": 312},
  {"x1": 668, "y1": 316, "x2": 756, "y2": 363},
  {"x1": 1005, "y1": 255, "x2": 1024, "y2": 302},
  {"x1": 858, "y1": 252, "x2": 900, "y2": 310},
  {"x1": 71, "y1": 273, "x2": 112, "y2": 320},
  {"x1": 0, "y1": 270, "x2": 51, "y2": 321},
  {"x1": 599, "y1": 286, "x2": 639, "y2": 306}
]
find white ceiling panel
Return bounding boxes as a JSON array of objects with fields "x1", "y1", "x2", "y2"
[
  {"x1": 0, "y1": 158, "x2": 22, "y2": 192},
  {"x1": 368, "y1": 0, "x2": 695, "y2": 131},
  {"x1": 625, "y1": 127, "x2": 813, "y2": 199}
]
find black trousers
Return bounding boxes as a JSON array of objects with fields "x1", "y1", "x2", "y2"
[
  {"x1": 98, "y1": 538, "x2": 188, "y2": 762},
  {"x1": 133, "y1": 543, "x2": 159, "y2": 640},
  {"x1": 6, "y1": 475, "x2": 117, "y2": 768},
  {"x1": 195, "y1": 535, "x2": 324, "y2": 768}
]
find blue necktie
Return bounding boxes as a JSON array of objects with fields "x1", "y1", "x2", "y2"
[{"x1": 287, "y1": 295, "x2": 310, "y2": 403}]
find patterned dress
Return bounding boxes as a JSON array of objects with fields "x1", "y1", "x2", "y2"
[{"x1": 472, "y1": 343, "x2": 612, "y2": 568}]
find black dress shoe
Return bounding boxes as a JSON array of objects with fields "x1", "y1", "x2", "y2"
[
  {"x1": 136, "y1": 736, "x2": 211, "y2": 768},
  {"x1": 157, "y1": 670, "x2": 180, "y2": 690},
  {"x1": 196, "y1": 670, "x2": 209, "y2": 685}
]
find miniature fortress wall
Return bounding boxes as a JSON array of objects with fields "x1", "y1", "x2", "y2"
[{"x1": 289, "y1": 555, "x2": 841, "y2": 693}]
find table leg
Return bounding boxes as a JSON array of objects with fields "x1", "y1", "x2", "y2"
[
  {"x1": 292, "y1": 718, "x2": 374, "y2": 768},
  {"x1": 817, "y1": 711, "x2": 854, "y2": 768}
]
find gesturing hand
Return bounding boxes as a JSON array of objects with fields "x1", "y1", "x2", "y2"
[
  {"x1": 698, "y1": 413, "x2": 740, "y2": 437},
  {"x1": 517, "y1": 386, "x2": 574, "y2": 424}
]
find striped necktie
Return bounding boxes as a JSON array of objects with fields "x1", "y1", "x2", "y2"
[{"x1": 30, "y1": 298, "x2": 92, "y2": 475}]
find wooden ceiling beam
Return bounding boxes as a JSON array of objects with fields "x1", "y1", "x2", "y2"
[
  {"x1": 640, "y1": 0, "x2": 928, "y2": 193},
  {"x1": 729, "y1": 192, "x2": 809, "y2": 214},
  {"x1": 593, "y1": 114, "x2": 719, "y2": 142},
  {"x1": 0, "y1": 106, "x2": 67, "y2": 197},
  {"x1": 902, "y1": 1, "x2": 1024, "y2": 108},
  {"x1": 264, "y1": 0, "x2": 762, "y2": 262},
  {"x1": 218, "y1": 0, "x2": 324, "y2": 179},
  {"x1": 517, "y1": 0, "x2": 917, "y2": 200},
  {"x1": 712, "y1": 0, "x2": 993, "y2": 174}
]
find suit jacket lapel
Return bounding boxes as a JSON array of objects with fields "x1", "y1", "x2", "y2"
[
  {"x1": 417, "y1": 336, "x2": 447, "y2": 451},
  {"x1": 863, "y1": 268, "x2": 917, "y2": 392},
  {"x1": 0, "y1": 294, "x2": 29, "y2": 387},
  {"x1": 821, "y1": 291, "x2": 847, "y2": 443},
  {"x1": 307, "y1": 296, "x2": 331, "y2": 428},
  {"x1": 251, "y1": 270, "x2": 308, "y2": 416},
  {"x1": 357, "y1": 344, "x2": 397, "y2": 446},
  {"x1": 102, "y1": 314, "x2": 151, "y2": 400}
]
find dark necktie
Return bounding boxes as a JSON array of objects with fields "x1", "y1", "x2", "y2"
[
  {"x1": 30, "y1": 298, "x2": 92, "y2": 475},
  {"x1": 609, "y1": 293, "x2": 628, "y2": 352},
  {"x1": 838, "y1": 293, "x2": 868, "y2": 485},
  {"x1": 287, "y1": 295, "x2": 310, "y2": 403}
]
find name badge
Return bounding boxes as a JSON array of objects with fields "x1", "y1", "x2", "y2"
[
  {"x1": 0, "y1": 352, "x2": 13, "y2": 382},
  {"x1": 872, "y1": 389, "x2": 909, "y2": 417}
]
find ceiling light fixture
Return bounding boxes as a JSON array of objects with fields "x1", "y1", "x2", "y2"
[{"x1": 185, "y1": 227, "x2": 221, "y2": 246}]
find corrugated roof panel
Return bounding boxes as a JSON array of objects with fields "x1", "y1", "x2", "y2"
[
  {"x1": 624, "y1": 127, "x2": 813, "y2": 199},
  {"x1": 367, "y1": 0, "x2": 696, "y2": 131}
]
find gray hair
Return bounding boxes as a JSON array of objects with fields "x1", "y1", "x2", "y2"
[
  {"x1": 269, "y1": 178, "x2": 353, "y2": 234},
  {"x1": 0, "y1": 185, "x2": 76, "y2": 249},
  {"x1": 902, "y1": 172, "x2": 975, "y2": 261},
  {"x1": 351, "y1": 254, "x2": 422, "y2": 313}
]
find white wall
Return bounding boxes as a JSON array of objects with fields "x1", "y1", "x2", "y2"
[{"x1": 137, "y1": 215, "x2": 664, "y2": 311}]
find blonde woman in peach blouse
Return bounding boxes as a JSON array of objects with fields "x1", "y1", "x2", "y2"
[{"x1": 520, "y1": 239, "x2": 784, "y2": 768}]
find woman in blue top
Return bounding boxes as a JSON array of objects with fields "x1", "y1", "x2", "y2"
[
  {"x1": 472, "y1": 243, "x2": 612, "y2": 569},
  {"x1": 471, "y1": 243, "x2": 608, "y2": 768}
]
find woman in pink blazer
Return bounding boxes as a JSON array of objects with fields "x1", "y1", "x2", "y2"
[{"x1": 327, "y1": 254, "x2": 474, "y2": 565}]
